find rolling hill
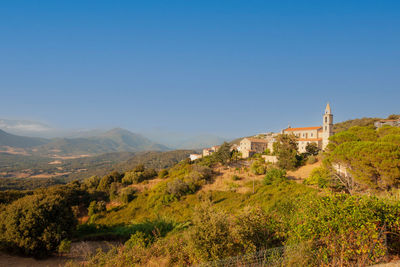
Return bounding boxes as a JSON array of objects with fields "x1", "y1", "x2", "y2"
[
  {"x1": 0, "y1": 128, "x2": 169, "y2": 157},
  {"x1": 0, "y1": 129, "x2": 49, "y2": 148}
]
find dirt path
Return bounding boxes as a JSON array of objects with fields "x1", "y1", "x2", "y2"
[{"x1": 286, "y1": 161, "x2": 321, "y2": 182}]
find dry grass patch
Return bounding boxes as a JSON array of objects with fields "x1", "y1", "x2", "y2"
[{"x1": 201, "y1": 166, "x2": 265, "y2": 193}]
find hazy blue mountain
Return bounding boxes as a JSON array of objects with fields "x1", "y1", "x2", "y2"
[
  {"x1": 0, "y1": 127, "x2": 168, "y2": 156},
  {"x1": 96, "y1": 128, "x2": 169, "y2": 152},
  {"x1": 35, "y1": 128, "x2": 169, "y2": 156},
  {"x1": 0, "y1": 129, "x2": 49, "y2": 148}
]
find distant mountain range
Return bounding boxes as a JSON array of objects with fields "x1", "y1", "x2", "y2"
[
  {"x1": 0, "y1": 119, "x2": 229, "y2": 150},
  {"x1": 0, "y1": 128, "x2": 169, "y2": 157},
  {"x1": 0, "y1": 129, "x2": 49, "y2": 148}
]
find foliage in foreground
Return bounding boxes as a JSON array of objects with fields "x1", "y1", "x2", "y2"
[
  {"x1": 285, "y1": 194, "x2": 400, "y2": 266},
  {"x1": 74, "y1": 190, "x2": 400, "y2": 267},
  {"x1": 0, "y1": 194, "x2": 77, "y2": 258}
]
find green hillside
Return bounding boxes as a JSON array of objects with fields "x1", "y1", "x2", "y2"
[
  {"x1": 0, "y1": 150, "x2": 194, "y2": 190},
  {"x1": 0, "y1": 129, "x2": 49, "y2": 148},
  {"x1": 333, "y1": 114, "x2": 400, "y2": 133}
]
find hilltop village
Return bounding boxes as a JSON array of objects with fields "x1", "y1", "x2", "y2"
[{"x1": 191, "y1": 103, "x2": 334, "y2": 161}]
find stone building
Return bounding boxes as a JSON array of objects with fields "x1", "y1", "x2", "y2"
[
  {"x1": 374, "y1": 119, "x2": 400, "y2": 128},
  {"x1": 189, "y1": 154, "x2": 203, "y2": 161},
  {"x1": 283, "y1": 103, "x2": 333, "y2": 153},
  {"x1": 202, "y1": 148, "x2": 215, "y2": 157},
  {"x1": 239, "y1": 138, "x2": 273, "y2": 158}
]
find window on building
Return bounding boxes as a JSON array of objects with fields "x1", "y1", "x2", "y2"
[{"x1": 325, "y1": 117, "x2": 327, "y2": 123}]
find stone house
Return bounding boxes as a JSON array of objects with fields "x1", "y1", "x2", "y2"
[
  {"x1": 374, "y1": 119, "x2": 400, "y2": 128},
  {"x1": 189, "y1": 154, "x2": 203, "y2": 161},
  {"x1": 239, "y1": 138, "x2": 272, "y2": 158}
]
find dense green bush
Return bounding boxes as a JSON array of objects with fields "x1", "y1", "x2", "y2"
[
  {"x1": 0, "y1": 190, "x2": 33, "y2": 205},
  {"x1": 305, "y1": 143, "x2": 320, "y2": 156},
  {"x1": 124, "y1": 231, "x2": 149, "y2": 248},
  {"x1": 98, "y1": 174, "x2": 116, "y2": 191},
  {"x1": 304, "y1": 167, "x2": 331, "y2": 188},
  {"x1": 250, "y1": 159, "x2": 266, "y2": 175},
  {"x1": 88, "y1": 200, "x2": 107, "y2": 217},
  {"x1": 120, "y1": 187, "x2": 137, "y2": 204},
  {"x1": 190, "y1": 203, "x2": 280, "y2": 261},
  {"x1": 122, "y1": 168, "x2": 157, "y2": 185},
  {"x1": 285, "y1": 194, "x2": 400, "y2": 266},
  {"x1": 264, "y1": 168, "x2": 287, "y2": 185},
  {"x1": 0, "y1": 194, "x2": 76, "y2": 257},
  {"x1": 83, "y1": 176, "x2": 101, "y2": 190},
  {"x1": 166, "y1": 179, "x2": 192, "y2": 199}
]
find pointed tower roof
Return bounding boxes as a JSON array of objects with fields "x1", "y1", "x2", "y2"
[{"x1": 325, "y1": 102, "x2": 331, "y2": 114}]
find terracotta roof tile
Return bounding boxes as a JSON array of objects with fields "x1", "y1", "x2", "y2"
[
  {"x1": 297, "y1": 138, "x2": 322, "y2": 141},
  {"x1": 284, "y1": 126, "x2": 322, "y2": 131}
]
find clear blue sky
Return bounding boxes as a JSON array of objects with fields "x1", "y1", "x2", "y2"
[{"x1": 1, "y1": 0, "x2": 399, "y2": 138}]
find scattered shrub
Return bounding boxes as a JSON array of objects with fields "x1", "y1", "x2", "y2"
[
  {"x1": 167, "y1": 179, "x2": 192, "y2": 199},
  {"x1": 232, "y1": 175, "x2": 241, "y2": 181},
  {"x1": 251, "y1": 160, "x2": 266, "y2": 175},
  {"x1": 125, "y1": 231, "x2": 149, "y2": 248},
  {"x1": 264, "y1": 168, "x2": 287, "y2": 185},
  {"x1": 120, "y1": 187, "x2": 137, "y2": 204}
]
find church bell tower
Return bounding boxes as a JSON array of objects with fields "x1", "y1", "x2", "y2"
[{"x1": 322, "y1": 102, "x2": 333, "y2": 150}]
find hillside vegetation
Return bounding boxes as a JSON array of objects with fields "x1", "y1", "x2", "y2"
[
  {"x1": 333, "y1": 114, "x2": 400, "y2": 133},
  {"x1": 1, "y1": 126, "x2": 400, "y2": 266},
  {"x1": 0, "y1": 150, "x2": 194, "y2": 190}
]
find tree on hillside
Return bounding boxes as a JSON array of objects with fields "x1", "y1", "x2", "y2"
[
  {"x1": 273, "y1": 134, "x2": 298, "y2": 170},
  {"x1": 214, "y1": 142, "x2": 232, "y2": 164},
  {"x1": 0, "y1": 194, "x2": 76, "y2": 257},
  {"x1": 327, "y1": 131, "x2": 360, "y2": 152},
  {"x1": 327, "y1": 141, "x2": 400, "y2": 191},
  {"x1": 347, "y1": 126, "x2": 378, "y2": 141},
  {"x1": 305, "y1": 143, "x2": 320, "y2": 156}
]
